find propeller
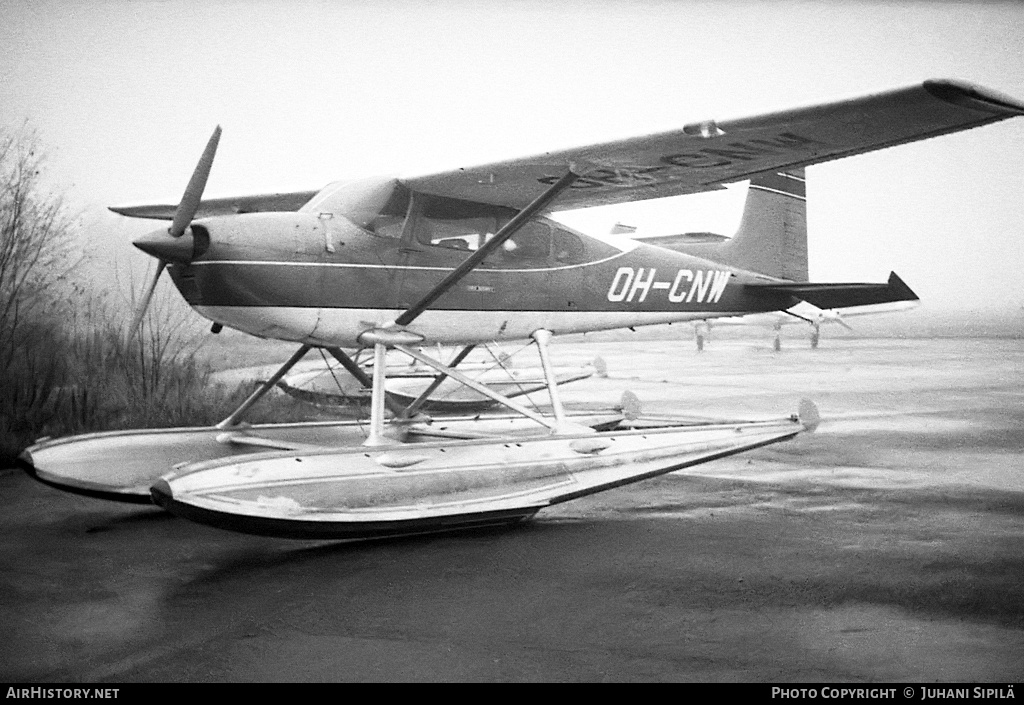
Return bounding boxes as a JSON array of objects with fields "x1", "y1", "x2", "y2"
[
  {"x1": 127, "y1": 259, "x2": 168, "y2": 338},
  {"x1": 127, "y1": 126, "x2": 221, "y2": 340}
]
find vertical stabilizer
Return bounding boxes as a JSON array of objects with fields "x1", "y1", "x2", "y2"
[
  {"x1": 729, "y1": 167, "x2": 807, "y2": 281},
  {"x1": 645, "y1": 167, "x2": 808, "y2": 281}
]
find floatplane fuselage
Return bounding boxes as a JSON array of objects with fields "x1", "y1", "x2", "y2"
[{"x1": 132, "y1": 181, "x2": 791, "y2": 349}]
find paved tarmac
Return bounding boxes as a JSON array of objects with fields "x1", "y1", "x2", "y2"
[{"x1": 2, "y1": 337, "x2": 1022, "y2": 682}]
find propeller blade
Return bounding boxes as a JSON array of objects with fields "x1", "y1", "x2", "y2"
[
  {"x1": 169, "y1": 126, "x2": 222, "y2": 238},
  {"x1": 837, "y1": 319, "x2": 856, "y2": 333},
  {"x1": 127, "y1": 259, "x2": 167, "y2": 340}
]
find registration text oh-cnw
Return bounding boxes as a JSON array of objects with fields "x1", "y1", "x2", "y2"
[{"x1": 607, "y1": 268, "x2": 731, "y2": 304}]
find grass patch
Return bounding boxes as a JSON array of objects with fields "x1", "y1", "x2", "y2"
[{"x1": 0, "y1": 298, "x2": 319, "y2": 468}]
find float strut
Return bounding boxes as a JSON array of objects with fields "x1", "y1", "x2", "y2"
[
  {"x1": 216, "y1": 344, "x2": 312, "y2": 429},
  {"x1": 403, "y1": 344, "x2": 476, "y2": 418},
  {"x1": 325, "y1": 346, "x2": 406, "y2": 417},
  {"x1": 395, "y1": 344, "x2": 556, "y2": 430},
  {"x1": 532, "y1": 329, "x2": 569, "y2": 431},
  {"x1": 363, "y1": 343, "x2": 390, "y2": 446}
]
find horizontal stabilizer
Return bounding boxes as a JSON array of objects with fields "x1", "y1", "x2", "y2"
[{"x1": 745, "y1": 271, "x2": 919, "y2": 310}]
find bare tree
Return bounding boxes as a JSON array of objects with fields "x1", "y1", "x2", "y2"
[
  {"x1": 0, "y1": 125, "x2": 79, "y2": 460},
  {"x1": 0, "y1": 125, "x2": 78, "y2": 368}
]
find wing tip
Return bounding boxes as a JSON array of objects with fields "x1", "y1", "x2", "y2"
[
  {"x1": 108, "y1": 204, "x2": 176, "y2": 220},
  {"x1": 923, "y1": 79, "x2": 1024, "y2": 116}
]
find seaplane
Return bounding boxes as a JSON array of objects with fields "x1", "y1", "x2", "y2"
[{"x1": 20, "y1": 79, "x2": 1024, "y2": 540}]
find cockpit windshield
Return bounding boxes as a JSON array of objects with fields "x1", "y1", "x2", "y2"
[{"x1": 300, "y1": 176, "x2": 409, "y2": 235}]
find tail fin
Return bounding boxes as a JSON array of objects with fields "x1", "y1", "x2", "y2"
[
  {"x1": 726, "y1": 167, "x2": 807, "y2": 281},
  {"x1": 640, "y1": 167, "x2": 807, "y2": 281}
]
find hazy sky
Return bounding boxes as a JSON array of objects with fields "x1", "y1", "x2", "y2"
[{"x1": 3, "y1": 0, "x2": 1024, "y2": 318}]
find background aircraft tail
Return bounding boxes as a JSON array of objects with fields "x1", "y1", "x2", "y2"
[{"x1": 641, "y1": 167, "x2": 808, "y2": 281}]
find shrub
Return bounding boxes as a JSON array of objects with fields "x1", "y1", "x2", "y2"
[
  {"x1": 0, "y1": 125, "x2": 80, "y2": 463},
  {"x1": 0, "y1": 127, "x2": 316, "y2": 466}
]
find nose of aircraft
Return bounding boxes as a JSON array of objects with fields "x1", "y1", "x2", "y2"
[{"x1": 133, "y1": 225, "x2": 208, "y2": 264}]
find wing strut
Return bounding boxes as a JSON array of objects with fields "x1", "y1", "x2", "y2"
[{"x1": 392, "y1": 168, "x2": 580, "y2": 327}]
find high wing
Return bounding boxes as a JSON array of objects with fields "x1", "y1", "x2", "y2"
[
  {"x1": 110, "y1": 80, "x2": 1024, "y2": 220},
  {"x1": 402, "y1": 79, "x2": 1024, "y2": 211},
  {"x1": 109, "y1": 190, "x2": 319, "y2": 220}
]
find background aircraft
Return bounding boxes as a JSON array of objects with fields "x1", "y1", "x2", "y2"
[{"x1": 689, "y1": 299, "x2": 920, "y2": 351}]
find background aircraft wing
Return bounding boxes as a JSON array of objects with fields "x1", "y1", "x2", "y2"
[
  {"x1": 633, "y1": 232, "x2": 731, "y2": 246},
  {"x1": 402, "y1": 79, "x2": 1024, "y2": 211},
  {"x1": 109, "y1": 190, "x2": 320, "y2": 220},
  {"x1": 820, "y1": 300, "x2": 920, "y2": 318}
]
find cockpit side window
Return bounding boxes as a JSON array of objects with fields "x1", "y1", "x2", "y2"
[
  {"x1": 411, "y1": 194, "x2": 517, "y2": 251},
  {"x1": 552, "y1": 229, "x2": 585, "y2": 264},
  {"x1": 497, "y1": 221, "x2": 551, "y2": 260},
  {"x1": 400, "y1": 195, "x2": 591, "y2": 266}
]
